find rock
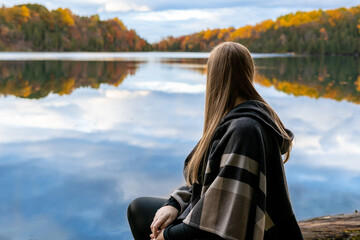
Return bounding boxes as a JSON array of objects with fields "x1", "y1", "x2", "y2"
[{"x1": 298, "y1": 212, "x2": 360, "y2": 240}]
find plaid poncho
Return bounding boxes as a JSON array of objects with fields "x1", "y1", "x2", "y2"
[{"x1": 169, "y1": 100, "x2": 304, "y2": 240}]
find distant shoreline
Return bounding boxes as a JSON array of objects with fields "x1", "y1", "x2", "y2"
[
  {"x1": 0, "y1": 51, "x2": 294, "y2": 61},
  {"x1": 0, "y1": 51, "x2": 357, "y2": 61}
]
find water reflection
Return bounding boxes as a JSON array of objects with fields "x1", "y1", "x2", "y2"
[
  {"x1": 0, "y1": 61, "x2": 140, "y2": 98},
  {"x1": 254, "y1": 56, "x2": 360, "y2": 103},
  {"x1": 162, "y1": 56, "x2": 360, "y2": 104},
  {"x1": 1, "y1": 56, "x2": 359, "y2": 104},
  {"x1": 0, "y1": 53, "x2": 359, "y2": 240}
]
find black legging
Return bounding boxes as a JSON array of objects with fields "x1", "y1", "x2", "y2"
[{"x1": 127, "y1": 196, "x2": 183, "y2": 240}]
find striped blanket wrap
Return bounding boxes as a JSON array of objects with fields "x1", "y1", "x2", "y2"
[{"x1": 169, "y1": 100, "x2": 304, "y2": 240}]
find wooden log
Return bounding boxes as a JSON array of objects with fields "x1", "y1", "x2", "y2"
[{"x1": 298, "y1": 212, "x2": 360, "y2": 240}]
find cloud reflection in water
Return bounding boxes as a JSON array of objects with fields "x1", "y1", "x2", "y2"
[{"x1": 0, "y1": 54, "x2": 359, "y2": 239}]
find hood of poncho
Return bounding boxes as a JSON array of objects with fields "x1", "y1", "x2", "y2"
[{"x1": 219, "y1": 99, "x2": 294, "y2": 155}]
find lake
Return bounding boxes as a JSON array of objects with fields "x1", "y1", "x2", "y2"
[{"x1": 0, "y1": 52, "x2": 359, "y2": 240}]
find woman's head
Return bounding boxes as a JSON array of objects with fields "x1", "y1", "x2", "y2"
[
  {"x1": 204, "y1": 42, "x2": 259, "y2": 131},
  {"x1": 206, "y1": 41, "x2": 256, "y2": 107},
  {"x1": 184, "y1": 41, "x2": 293, "y2": 186}
]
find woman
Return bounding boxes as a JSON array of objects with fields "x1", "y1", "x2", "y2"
[{"x1": 127, "y1": 41, "x2": 304, "y2": 240}]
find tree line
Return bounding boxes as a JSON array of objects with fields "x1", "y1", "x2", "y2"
[
  {"x1": 152, "y1": 5, "x2": 360, "y2": 55},
  {"x1": 0, "y1": 3, "x2": 152, "y2": 51},
  {"x1": 0, "y1": 4, "x2": 358, "y2": 54}
]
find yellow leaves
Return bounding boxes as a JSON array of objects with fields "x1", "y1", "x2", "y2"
[
  {"x1": 203, "y1": 30, "x2": 212, "y2": 41},
  {"x1": 276, "y1": 81, "x2": 319, "y2": 98},
  {"x1": 112, "y1": 76, "x2": 126, "y2": 87},
  {"x1": 255, "y1": 19, "x2": 275, "y2": 32},
  {"x1": 355, "y1": 76, "x2": 360, "y2": 92},
  {"x1": 327, "y1": 9, "x2": 344, "y2": 21},
  {"x1": 59, "y1": 77, "x2": 75, "y2": 95},
  {"x1": 254, "y1": 75, "x2": 273, "y2": 87},
  {"x1": 202, "y1": 29, "x2": 219, "y2": 41},
  {"x1": 3, "y1": 77, "x2": 33, "y2": 98},
  {"x1": 20, "y1": 5, "x2": 30, "y2": 21},
  {"x1": 276, "y1": 9, "x2": 324, "y2": 28},
  {"x1": 1, "y1": 5, "x2": 31, "y2": 24},
  {"x1": 327, "y1": 8, "x2": 345, "y2": 27},
  {"x1": 56, "y1": 8, "x2": 75, "y2": 26},
  {"x1": 89, "y1": 14, "x2": 100, "y2": 27},
  {"x1": 111, "y1": 17, "x2": 127, "y2": 31},
  {"x1": 307, "y1": 10, "x2": 323, "y2": 21},
  {"x1": 217, "y1": 28, "x2": 230, "y2": 39},
  {"x1": 273, "y1": 7, "x2": 349, "y2": 29},
  {"x1": 229, "y1": 25, "x2": 253, "y2": 40},
  {"x1": 199, "y1": 28, "x2": 230, "y2": 40},
  {"x1": 21, "y1": 84, "x2": 32, "y2": 98}
]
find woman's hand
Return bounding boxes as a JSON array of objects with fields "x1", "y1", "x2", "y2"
[
  {"x1": 150, "y1": 205, "x2": 179, "y2": 239},
  {"x1": 150, "y1": 229, "x2": 164, "y2": 240}
]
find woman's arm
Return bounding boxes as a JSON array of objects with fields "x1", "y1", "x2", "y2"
[
  {"x1": 163, "y1": 222, "x2": 225, "y2": 240},
  {"x1": 161, "y1": 196, "x2": 181, "y2": 212},
  {"x1": 163, "y1": 184, "x2": 192, "y2": 215}
]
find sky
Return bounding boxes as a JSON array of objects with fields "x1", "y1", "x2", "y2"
[{"x1": 1, "y1": 0, "x2": 359, "y2": 43}]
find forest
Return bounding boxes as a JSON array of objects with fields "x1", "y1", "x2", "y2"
[
  {"x1": 0, "y1": 4, "x2": 152, "y2": 51},
  {"x1": 152, "y1": 5, "x2": 360, "y2": 55},
  {"x1": 0, "y1": 4, "x2": 359, "y2": 54}
]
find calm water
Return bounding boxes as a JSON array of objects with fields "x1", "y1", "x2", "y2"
[{"x1": 0, "y1": 52, "x2": 359, "y2": 240}]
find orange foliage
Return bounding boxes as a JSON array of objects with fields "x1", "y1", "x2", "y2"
[
  {"x1": 319, "y1": 27, "x2": 328, "y2": 41},
  {"x1": 111, "y1": 17, "x2": 127, "y2": 31}
]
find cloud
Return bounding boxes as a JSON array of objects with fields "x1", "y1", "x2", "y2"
[
  {"x1": 0, "y1": 60, "x2": 206, "y2": 146},
  {"x1": 262, "y1": 91, "x2": 360, "y2": 172},
  {"x1": 104, "y1": 89, "x2": 150, "y2": 99},
  {"x1": 97, "y1": 1, "x2": 150, "y2": 12},
  {"x1": 1, "y1": 54, "x2": 360, "y2": 238},
  {"x1": 132, "y1": 9, "x2": 214, "y2": 21},
  {"x1": 130, "y1": 81, "x2": 206, "y2": 93},
  {"x1": 116, "y1": 6, "x2": 301, "y2": 43}
]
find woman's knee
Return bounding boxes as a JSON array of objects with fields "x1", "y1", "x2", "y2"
[
  {"x1": 127, "y1": 196, "x2": 167, "y2": 222},
  {"x1": 127, "y1": 197, "x2": 146, "y2": 220}
]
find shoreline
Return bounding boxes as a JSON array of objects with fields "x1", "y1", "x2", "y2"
[{"x1": 0, "y1": 51, "x2": 357, "y2": 61}]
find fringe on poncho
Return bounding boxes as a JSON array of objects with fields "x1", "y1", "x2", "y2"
[{"x1": 168, "y1": 100, "x2": 304, "y2": 240}]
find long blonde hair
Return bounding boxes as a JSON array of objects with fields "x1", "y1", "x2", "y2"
[{"x1": 185, "y1": 41, "x2": 293, "y2": 186}]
